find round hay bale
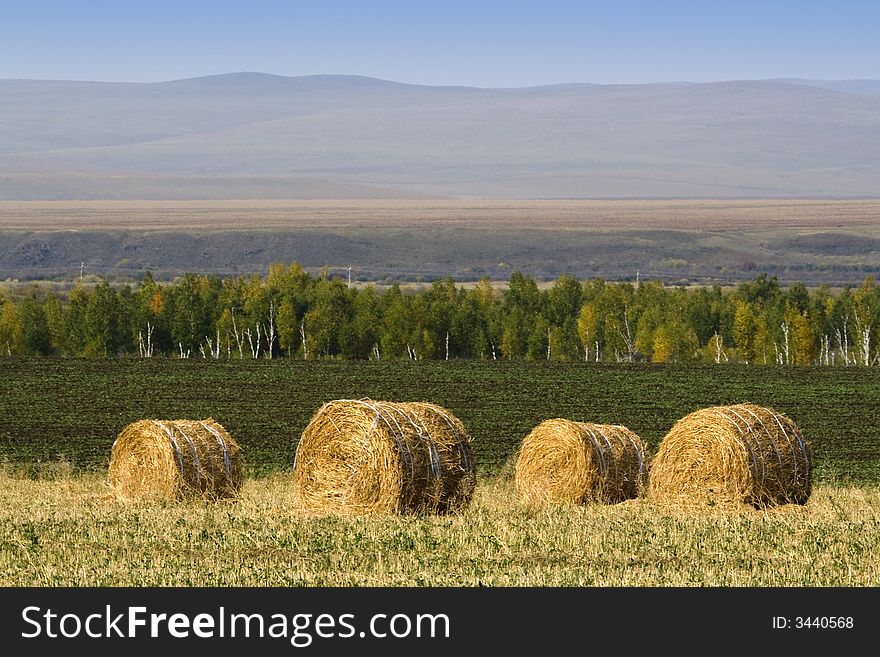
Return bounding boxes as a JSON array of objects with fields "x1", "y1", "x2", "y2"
[
  {"x1": 291, "y1": 399, "x2": 476, "y2": 516},
  {"x1": 108, "y1": 418, "x2": 243, "y2": 502},
  {"x1": 514, "y1": 418, "x2": 647, "y2": 505},
  {"x1": 647, "y1": 403, "x2": 813, "y2": 508}
]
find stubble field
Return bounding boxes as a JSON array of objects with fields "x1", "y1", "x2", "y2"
[
  {"x1": 2, "y1": 471, "x2": 878, "y2": 586},
  {"x1": 1, "y1": 358, "x2": 878, "y2": 586}
]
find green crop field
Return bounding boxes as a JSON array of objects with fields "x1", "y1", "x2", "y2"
[
  {"x1": 1, "y1": 358, "x2": 879, "y2": 482},
  {"x1": 2, "y1": 358, "x2": 879, "y2": 587}
]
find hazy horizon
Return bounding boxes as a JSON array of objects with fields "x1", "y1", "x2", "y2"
[
  {"x1": 2, "y1": 73, "x2": 878, "y2": 200},
  {"x1": 2, "y1": 1, "x2": 878, "y2": 87},
  {"x1": 3, "y1": 71, "x2": 880, "y2": 90},
  {"x1": 3, "y1": 2, "x2": 878, "y2": 201}
]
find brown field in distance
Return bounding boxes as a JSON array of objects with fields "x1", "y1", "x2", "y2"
[
  {"x1": 2, "y1": 198, "x2": 878, "y2": 287},
  {"x1": 2, "y1": 197, "x2": 879, "y2": 232}
]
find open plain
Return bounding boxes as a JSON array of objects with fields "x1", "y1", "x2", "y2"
[{"x1": 2, "y1": 198, "x2": 879, "y2": 285}]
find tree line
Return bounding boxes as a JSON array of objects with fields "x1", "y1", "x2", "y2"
[{"x1": 1, "y1": 264, "x2": 878, "y2": 365}]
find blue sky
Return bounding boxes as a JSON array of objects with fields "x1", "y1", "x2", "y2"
[{"x1": 2, "y1": 0, "x2": 878, "y2": 86}]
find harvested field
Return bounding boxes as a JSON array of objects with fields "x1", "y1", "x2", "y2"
[
  {"x1": 1, "y1": 470, "x2": 879, "y2": 586},
  {"x1": 2, "y1": 198, "x2": 879, "y2": 231}
]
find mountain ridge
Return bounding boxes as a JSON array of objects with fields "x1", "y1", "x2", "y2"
[
  {"x1": 2, "y1": 73, "x2": 878, "y2": 200},
  {"x1": 3, "y1": 71, "x2": 879, "y2": 90}
]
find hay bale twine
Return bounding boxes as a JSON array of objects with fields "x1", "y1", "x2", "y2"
[
  {"x1": 291, "y1": 399, "x2": 476, "y2": 516},
  {"x1": 647, "y1": 403, "x2": 813, "y2": 508},
  {"x1": 108, "y1": 418, "x2": 243, "y2": 501},
  {"x1": 514, "y1": 418, "x2": 647, "y2": 505}
]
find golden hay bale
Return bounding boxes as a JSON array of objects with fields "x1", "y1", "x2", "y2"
[
  {"x1": 514, "y1": 419, "x2": 647, "y2": 505},
  {"x1": 108, "y1": 418, "x2": 243, "y2": 502},
  {"x1": 647, "y1": 403, "x2": 813, "y2": 509},
  {"x1": 291, "y1": 399, "x2": 476, "y2": 516}
]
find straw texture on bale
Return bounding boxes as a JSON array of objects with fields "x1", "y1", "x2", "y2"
[
  {"x1": 514, "y1": 419, "x2": 647, "y2": 505},
  {"x1": 108, "y1": 418, "x2": 243, "y2": 501},
  {"x1": 647, "y1": 403, "x2": 813, "y2": 508},
  {"x1": 291, "y1": 399, "x2": 476, "y2": 516}
]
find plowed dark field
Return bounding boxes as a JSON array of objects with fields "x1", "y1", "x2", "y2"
[{"x1": 1, "y1": 358, "x2": 878, "y2": 484}]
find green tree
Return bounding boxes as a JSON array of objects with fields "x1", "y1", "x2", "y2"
[
  {"x1": 16, "y1": 297, "x2": 52, "y2": 356},
  {"x1": 504, "y1": 272, "x2": 542, "y2": 316},
  {"x1": 546, "y1": 275, "x2": 582, "y2": 327},
  {"x1": 686, "y1": 285, "x2": 724, "y2": 347},
  {"x1": 663, "y1": 319, "x2": 700, "y2": 363},
  {"x1": 449, "y1": 293, "x2": 484, "y2": 359},
  {"x1": 786, "y1": 282, "x2": 811, "y2": 314},
  {"x1": 379, "y1": 284, "x2": 409, "y2": 359},
  {"x1": 344, "y1": 285, "x2": 381, "y2": 359},
  {"x1": 499, "y1": 307, "x2": 527, "y2": 359},
  {"x1": 525, "y1": 315, "x2": 550, "y2": 362},
  {"x1": 166, "y1": 274, "x2": 204, "y2": 355},
  {"x1": 737, "y1": 273, "x2": 781, "y2": 308},
  {"x1": 406, "y1": 295, "x2": 434, "y2": 359},
  {"x1": 634, "y1": 304, "x2": 663, "y2": 360},
  {"x1": 425, "y1": 278, "x2": 458, "y2": 359},
  {"x1": 84, "y1": 280, "x2": 123, "y2": 357},
  {"x1": 597, "y1": 282, "x2": 636, "y2": 361},
  {"x1": 63, "y1": 285, "x2": 91, "y2": 356},
  {"x1": 44, "y1": 295, "x2": 65, "y2": 354},
  {"x1": 472, "y1": 278, "x2": 502, "y2": 359},
  {"x1": 547, "y1": 325, "x2": 568, "y2": 362},
  {"x1": 304, "y1": 277, "x2": 351, "y2": 358}
]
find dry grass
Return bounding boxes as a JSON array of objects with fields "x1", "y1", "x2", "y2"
[
  {"x1": 1, "y1": 468, "x2": 878, "y2": 586},
  {"x1": 2, "y1": 198, "x2": 880, "y2": 231}
]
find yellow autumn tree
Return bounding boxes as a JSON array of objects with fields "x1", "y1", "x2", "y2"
[{"x1": 789, "y1": 309, "x2": 816, "y2": 365}]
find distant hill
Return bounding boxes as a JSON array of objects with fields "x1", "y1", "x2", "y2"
[
  {"x1": 771, "y1": 78, "x2": 880, "y2": 96},
  {"x1": 1, "y1": 73, "x2": 878, "y2": 199}
]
